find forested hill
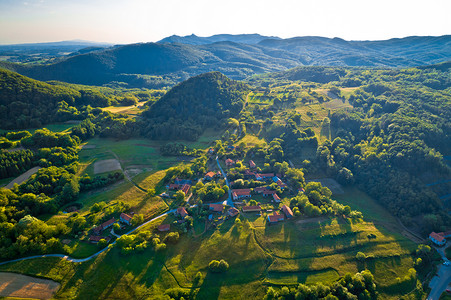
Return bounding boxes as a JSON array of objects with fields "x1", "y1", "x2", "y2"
[
  {"x1": 0, "y1": 68, "x2": 113, "y2": 129},
  {"x1": 1, "y1": 35, "x2": 450, "y2": 88},
  {"x1": 141, "y1": 72, "x2": 249, "y2": 140}
]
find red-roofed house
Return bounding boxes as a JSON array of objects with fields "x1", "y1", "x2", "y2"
[
  {"x1": 228, "y1": 207, "x2": 240, "y2": 217},
  {"x1": 225, "y1": 158, "x2": 235, "y2": 167},
  {"x1": 249, "y1": 160, "x2": 256, "y2": 169},
  {"x1": 181, "y1": 184, "x2": 191, "y2": 195},
  {"x1": 204, "y1": 171, "x2": 216, "y2": 181},
  {"x1": 263, "y1": 189, "x2": 276, "y2": 196},
  {"x1": 254, "y1": 186, "x2": 267, "y2": 193},
  {"x1": 209, "y1": 204, "x2": 224, "y2": 212},
  {"x1": 158, "y1": 224, "x2": 171, "y2": 232},
  {"x1": 120, "y1": 213, "x2": 132, "y2": 225},
  {"x1": 232, "y1": 189, "x2": 251, "y2": 201},
  {"x1": 281, "y1": 205, "x2": 293, "y2": 218},
  {"x1": 242, "y1": 205, "x2": 261, "y2": 213},
  {"x1": 168, "y1": 183, "x2": 181, "y2": 190},
  {"x1": 176, "y1": 207, "x2": 188, "y2": 218},
  {"x1": 273, "y1": 194, "x2": 281, "y2": 203},
  {"x1": 429, "y1": 232, "x2": 446, "y2": 246},
  {"x1": 267, "y1": 211, "x2": 284, "y2": 224},
  {"x1": 93, "y1": 217, "x2": 115, "y2": 234}
]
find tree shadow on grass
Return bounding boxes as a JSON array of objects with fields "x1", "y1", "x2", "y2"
[{"x1": 195, "y1": 272, "x2": 225, "y2": 300}]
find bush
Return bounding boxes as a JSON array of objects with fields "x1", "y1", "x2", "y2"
[
  {"x1": 209, "y1": 259, "x2": 229, "y2": 273},
  {"x1": 155, "y1": 243, "x2": 166, "y2": 252},
  {"x1": 164, "y1": 232, "x2": 180, "y2": 244},
  {"x1": 356, "y1": 251, "x2": 366, "y2": 261}
]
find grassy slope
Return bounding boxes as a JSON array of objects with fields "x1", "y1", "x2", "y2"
[{"x1": 1, "y1": 187, "x2": 419, "y2": 299}]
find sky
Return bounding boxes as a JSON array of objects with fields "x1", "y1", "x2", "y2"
[{"x1": 0, "y1": 0, "x2": 450, "y2": 45}]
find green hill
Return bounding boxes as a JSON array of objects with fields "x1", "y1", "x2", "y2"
[
  {"x1": 0, "y1": 68, "x2": 112, "y2": 129},
  {"x1": 2, "y1": 35, "x2": 450, "y2": 88},
  {"x1": 141, "y1": 72, "x2": 249, "y2": 140}
]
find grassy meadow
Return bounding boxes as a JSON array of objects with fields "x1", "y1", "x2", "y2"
[{"x1": 1, "y1": 185, "x2": 421, "y2": 299}]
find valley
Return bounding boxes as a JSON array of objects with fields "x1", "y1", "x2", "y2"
[{"x1": 0, "y1": 35, "x2": 449, "y2": 299}]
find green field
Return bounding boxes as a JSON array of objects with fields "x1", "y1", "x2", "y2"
[{"x1": 0, "y1": 186, "x2": 420, "y2": 299}]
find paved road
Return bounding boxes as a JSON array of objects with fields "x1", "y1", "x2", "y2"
[
  {"x1": 216, "y1": 156, "x2": 233, "y2": 207},
  {"x1": 428, "y1": 264, "x2": 451, "y2": 300},
  {"x1": 428, "y1": 242, "x2": 451, "y2": 300},
  {"x1": 0, "y1": 209, "x2": 174, "y2": 266}
]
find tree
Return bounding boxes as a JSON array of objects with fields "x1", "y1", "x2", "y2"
[
  {"x1": 147, "y1": 188, "x2": 156, "y2": 196},
  {"x1": 175, "y1": 190, "x2": 186, "y2": 202},
  {"x1": 131, "y1": 214, "x2": 144, "y2": 226}
]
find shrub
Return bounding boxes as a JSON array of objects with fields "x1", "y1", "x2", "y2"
[
  {"x1": 164, "y1": 232, "x2": 180, "y2": 244},
  {"x1": 356, "y1": 252, "x2": 366, "y2": 261},
  {"x1": 209, "y1": 259, "x2": 229, "y2": 273}
]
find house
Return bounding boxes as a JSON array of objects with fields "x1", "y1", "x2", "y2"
[
  {"x1": 93, "y1": 217, "x2": 116, "y2": 234},
  {"x1": 273, "y1": 176, "x2": 287, "y2": 189},
  {"x1": 89, "y1": 236, "x2": 111, "y2": 243},
  {"x1": 244, "y1": 170, "x2": 256, "y2": 179},
  {"x1": 228, "y1": 207, "x2": 240, "y2": 217},
  {"x1": 208, "y1": 148, "x2": 214, "y2": 154},
  {"x1": 438, "y1": 231, "x2": 451, "y2": 238},
  {"x1": 158, "y1": 224, "x2": 171, "y2": 232},
  {"x1": 209, "y1": 204, "x2": 224, "y2": 212},
  {"x1": 267, "y1": 211, "x2": 284, "y2": 224},
  {"x1": 298, "y1": 188, "x2": 305, "y2": 193},
  {"x1": 174, "y1": 178, "x2": 192, "y2": 185},
  {"x1": 273, "y1": 194, "x2": 281, "y2": 203},
  {"x1": 176, "y1": 207, "x2": 188, "y2": 218},
  {"x1": 262, "y1": 189, "x2": 276, "y2": 196},
  {"x1": 204, "y1": 171, "x2": 216, "y2": 181},
  {"x1": 168, "y1": 183, "x2": 181, "y2": 190},
  {"x1": 281, "y1": 205, "x2": 294, "y2": 218},
  {"x1": 232, "y1": 189, "x2": 251, "y2": 201},
  {"x1": 255, "y1": 173, "x2": 274, "y2": 180},
  {"x1": 120, "y1": 213, "x2": 132, "y2": 225},
  {"x1": 225, "y1": 158, "x2": 235, "y2": 167},
  {"x1": 227, "y1": 145, "x2": 235, "y2": 150},
  {"x1": 181, "y1": 184, "x2": 191, "y2": 195},
  {"x1": 429, "y1": 232, "x2": 446, "y2": 246},
  {"x1": 249, "y1": 160, "x2": 256, "y2": 169},
  {"x1": 242, "y1": 205, "x2": 262, "y2": 213}
]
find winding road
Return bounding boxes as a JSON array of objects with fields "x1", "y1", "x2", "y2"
[
  {"x1": 0, "y1": 209, "x2": 175, "y2": 266},
  {"x1": 216, "y1": 156, "x2": 233, "y2": 207},
  {"x1": 427, "y1": 242, "x2": 451, "y2": 300},
  {"x1": 0, "y1": 159, "x2": 230, "y2": 268}
]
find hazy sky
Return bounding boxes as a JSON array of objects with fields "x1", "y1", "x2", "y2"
[{"x1": 0, "y1": 0, "x2": 449, "y2": 44}]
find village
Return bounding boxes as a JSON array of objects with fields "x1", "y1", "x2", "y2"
[{"x1": 86, "y1": 153, "x2": 304, "y2": 246}]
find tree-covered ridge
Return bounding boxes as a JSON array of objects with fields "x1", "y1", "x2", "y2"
[
  {"x1": 248, "y1": 64, "x2": 450, "y2": 229},
  {"x1": 0, "y1": 68, "x2": 109, "y2": 129},
  {"x1": 141, "y1": 72, "x2": 249, "y2": 140},
  {"x1": 2, "y1": 35, "x2": 450, "y2": 88}
]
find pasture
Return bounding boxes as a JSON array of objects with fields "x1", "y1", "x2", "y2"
[{"x1": 0, "y1": 187, "x2": 420, "y2": 299}]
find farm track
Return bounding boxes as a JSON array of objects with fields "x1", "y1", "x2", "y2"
[{"x1": 109, "y1": 150, "x2": 148, "y2": 193}]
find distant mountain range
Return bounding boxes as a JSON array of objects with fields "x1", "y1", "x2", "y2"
[
  {"x1": 0, "y1": 40, "x2": 112, "y2": 64},
  {"x1": 158, "y1": 34, "x2": 280, "y2": 45},
  {"x1": 0, "y1": 34, "x2": 450, "y2": 87}
]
